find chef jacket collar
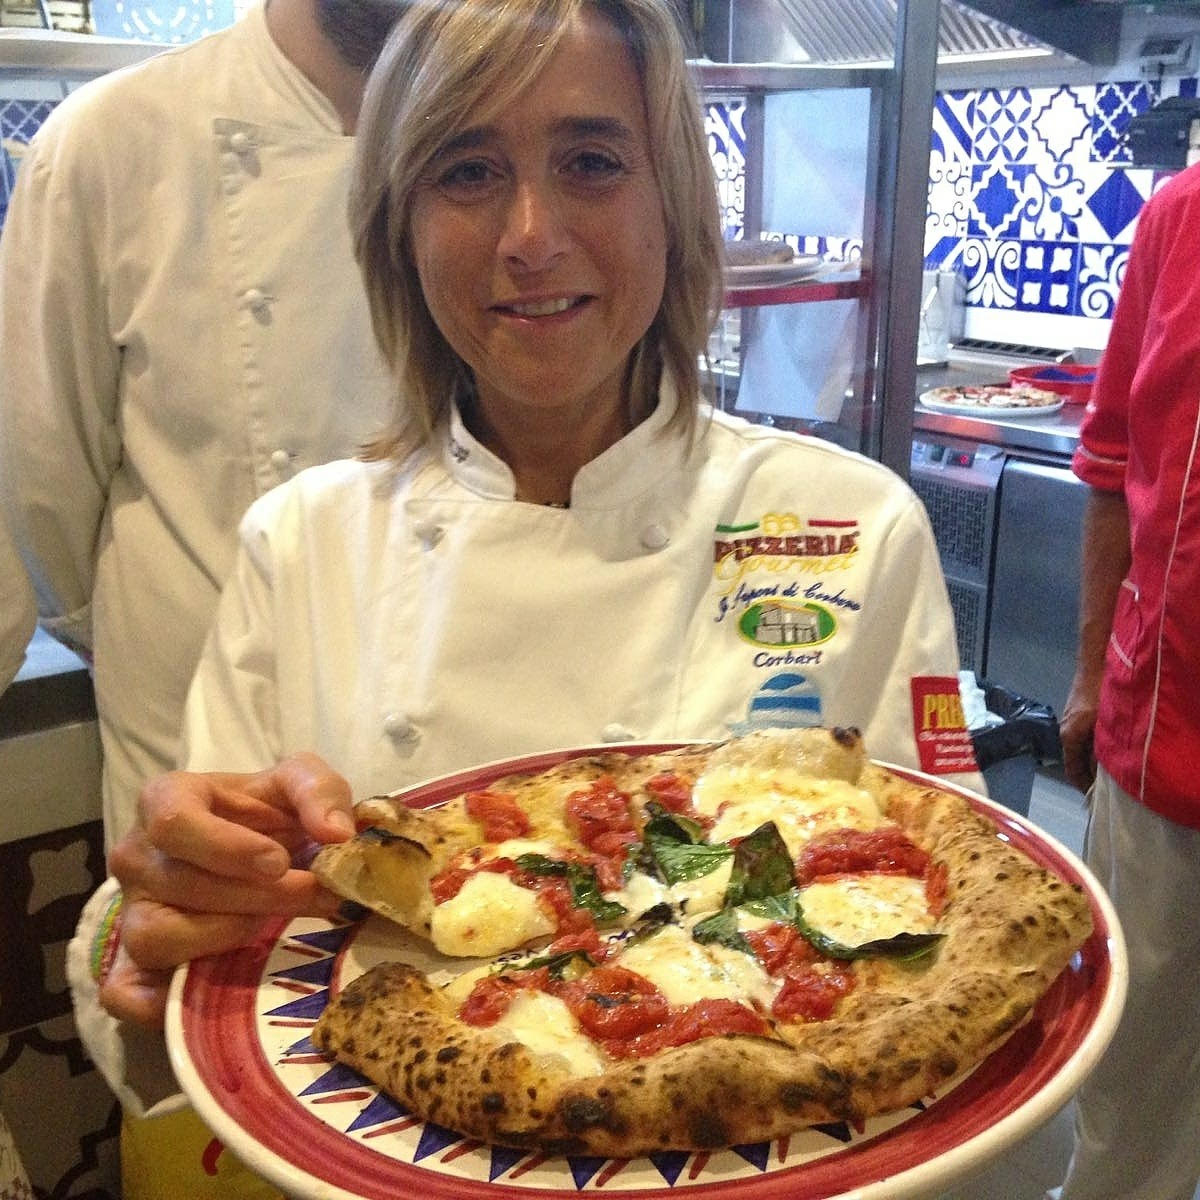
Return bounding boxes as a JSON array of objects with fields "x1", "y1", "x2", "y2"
[
  {"x1": 247, "y1": 1, "x2": 347, "y2": 136},
  {"x1": 442, "y1": 378, "x2": 693, "y2": 509}
]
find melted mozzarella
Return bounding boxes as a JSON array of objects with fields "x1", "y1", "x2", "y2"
[
  {"x1": 692, "y1": 766, "x2": 885, "y2": 858},
  {"x1": 430, "y1": 870, "x2": 555, "y2": 956},
  {"x1": 669, "y1": 857, "x2": 734, "y2": 916},
  {"x1": 605, "y1": 870, "x2": 668, "y2": 915},
  {"x1": 490, "y1": 990, "x2": 604, "y2": 1076},
  {"x1": 615, "y1": 924, "x2": 777, "y2": 1010},
  {"x1": 799, "y1": 874, "x2": 934, "y2": 947},
  {"x1": 478, "y1": 838, "x2": 568, "y2": 862}
]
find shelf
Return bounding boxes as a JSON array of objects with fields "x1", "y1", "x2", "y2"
[
  {"x1": 691, "y1": 60, "x2": 890, "y2": 92},
  {"x1": 0, "y1": 28, "x2": 162, "y2": 78},
  {"x1": 722, "y1": 272, "x2": 866, "y2": 308}
]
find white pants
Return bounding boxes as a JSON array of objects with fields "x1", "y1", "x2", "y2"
[{"x1": 1057, "y1": 767, "x2": 1200, "y2": 1200}]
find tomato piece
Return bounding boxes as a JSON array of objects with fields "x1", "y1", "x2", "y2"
[
  {"x1": 566, "y1": 776, "x2": 637, "y2": 854},
  {"x1": 644, "y1": 772, "x2": 694, "y2": 812},
  {"x1": 743, "y1": 921, "x2": 821, "y2": 975},
  {"x1": 602, "y1": 998, "x2": 768, "y2": 1058},
  {"x1": 458, "y1": 967, "x2": 551, "y2": 1026},
  {"x1": 546, "y1": 928, "x2": 611, "y2": 962},
  {"x1": 465, "y1": 789, "x2": 531, "y2": 842},
  {"x1": 795, "y1": 826, "x2": 930, "y2": 884},
  {"x1": 772, "y1": 965, "x2": 856, "y2": 1022},
  {"x1": 555, "y1": 965, "x2": 669, "y2": 1039},
  {"x1": 531, "y1": 876, "x2": 597, "y2": 935},
  {"x1": 429, "y1": 856, "x2": 518, "y2": 903}
]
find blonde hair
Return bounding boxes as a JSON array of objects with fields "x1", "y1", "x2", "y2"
[{"x1": 352, "y1": 0, "x2": 723, "y2": 462}]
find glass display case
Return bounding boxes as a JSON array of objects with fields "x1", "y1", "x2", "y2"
[{"x1": 691, "y1": 0, "x2": 941, "y2": 476}]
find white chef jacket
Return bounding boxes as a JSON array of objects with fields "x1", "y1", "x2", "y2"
[
  {"x1": 182, "y1": 388, "x2": 968, "y2": 792},
  {"x1": 0, "y1": 4, "x2": 392, "y2": 843}
]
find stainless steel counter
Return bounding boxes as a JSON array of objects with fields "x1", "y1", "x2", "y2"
[{"x1": 912, "y1": 360, "x2": 1084, "y2": 460}]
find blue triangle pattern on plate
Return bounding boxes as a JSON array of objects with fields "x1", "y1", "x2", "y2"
[
  {"x1": 566, "y1": 1156, "x2": 607, "y2": 1189},
  {"x1": 290, "y1": 924, "x2": 357, "y2": 955},
  {"x1": 284, "y1": 1032, "x2": 321, "y2": 1055},
  {"x1": 269, "y1": 957, "x2": 336, "y2": 988},
  {"x1": 299, "y1": 1061, "x2": 369, "y2": 1097},
  {"x1": 348, "y1": 1090, "x2": 409, "y2": 1132},
  {"x1": 488, "y1": 1146, "x2": 528, "y2": 1181},
  {"x1": 648, "y1": 1150, "x2": 690, "y2": 1185},
  {"x1": 413, "y1": 1122, "x2": 466, "y2": 1160},
  {"x1": 264, "y1": 989, "x2": 332, "y2": 1020},
  {"x1": 811, "y1": 1121, "x2": 854, "y2": 1143},
  {"x1": 732, "y1": 1140, "x2": 771, "y2": 1171}
]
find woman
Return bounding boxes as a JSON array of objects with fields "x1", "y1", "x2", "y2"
[{"x1": 78, "y1": 0, "x2": 967, "y2": 1117}]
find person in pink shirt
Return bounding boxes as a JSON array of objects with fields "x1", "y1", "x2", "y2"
[{"x1": 1056, "y1": 160, "x2": 1200, "y2": 1200}]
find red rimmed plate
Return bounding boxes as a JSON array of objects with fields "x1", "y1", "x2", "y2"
[{"x1": 165, "y1": 746, "x2": 1126, "y2": 1200}]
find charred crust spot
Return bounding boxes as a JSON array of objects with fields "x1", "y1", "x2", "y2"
[
  {"x1": 527, "y1": 1087, "x2": 538, "y2": 1100},
  {"x1": 480, "y1": 1070, "x2": 492, "y2": 1084},
  {"x1": 688, "y1": 1110, "x2": 729, "y2": 1149},
  {"x1": 561, "y1": 1096, "x2": 616, "y2": 1133},
  {"x1": 436, "y1": 1046, "x2": 461, "y2": 1063},
  {"x1": 481, "y1": 1092, "x2": 506, "y2": 1114},
  {"x1": 413, "y1": 1049, "x2": 428, "y2": 1065},
  {"x1": 831, "y1": 726, "x2": 861, "y2": 748}
]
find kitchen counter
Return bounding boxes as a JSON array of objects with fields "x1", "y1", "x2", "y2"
[{"x1": 913, "y1": 357, "x2": 1085, "y2": 460}]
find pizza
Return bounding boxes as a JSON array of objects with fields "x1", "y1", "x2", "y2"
[
  {"x1": 723, "y1": 237, "x2": 795, "y2": 267},
  {"x1": 919, "y1": 383, "x2": 1061, "y2": 410},
  {"x1": 309, "y1": 727, "x2": 1093, "y2": 1158}
]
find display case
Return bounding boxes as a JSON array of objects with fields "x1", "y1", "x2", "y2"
[{"x1": 692, "y1": 0, "x2": 940, "y2": 476}]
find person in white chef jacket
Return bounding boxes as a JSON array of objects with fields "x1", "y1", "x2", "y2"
[
  {"x1": 76, "y1": 0, "x2": 981, "y2": 1190},
  {"x1": 0, "y1": 0, "x2": 406, "y2": 851}
]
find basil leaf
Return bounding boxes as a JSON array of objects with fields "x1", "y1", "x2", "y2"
[
  {"x1": 512, "y1": 854, "x2": 627, "y2": 924},
  {"x1": 641, "y1": 808, "x2": 733, "y2": 886},
  {"x1": 691, "y1": 906, "x2": 752, "y2": 955},
  {"x1": 564, "y1": 863, "x2": 628, "y2": 924},
  {"x1": 741, "y1": 889, "x2": 802, "y2": 925},
  {"x1": 724, "y1": 822, "x2": 796, "y2": 906},
  {"x1": 643, "y1": 802, "x2": 707, "y2": 845},
  {"x1": 794, "y1": 907, "x2": 945, "y2": 962},
  {"x1": 513, "y1": 853, "x2": 569, "y2": 876},
  {"x1": 649, "y1": 838, "x2": 734, "y2": 886},
  {"x1": 511, "y1": 948, "x2": 596, "y2": 981}
]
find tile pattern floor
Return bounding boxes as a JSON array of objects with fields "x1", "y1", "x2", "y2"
[{"x1": 944, "y1": 769, "x2": 1199, "y2": 1200}]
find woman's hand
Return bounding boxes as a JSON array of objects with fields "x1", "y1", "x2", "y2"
[{"x1": 101, "y1": 752, "x2": 356, "y2": 1027}]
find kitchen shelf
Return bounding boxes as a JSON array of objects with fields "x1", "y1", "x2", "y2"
[
  {"x1": 723, "y1": 272, "x2": 866, "y2": 308},
  {"x1": 0, "y1": 28, "x2": 161, "y2": 78}
]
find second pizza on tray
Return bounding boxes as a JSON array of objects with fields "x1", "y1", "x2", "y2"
[
  {"x1": 919, "y1": 383, "x2": 1063, "y2": 411},
  {"x1": 310, "y1": 726, "x2": 1093, "y2": 1158}
]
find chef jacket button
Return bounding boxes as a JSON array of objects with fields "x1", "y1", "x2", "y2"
[
  {"x1": 640, "y1": 523, "x2": 670, "y2": 551},
  {"x1": 413, "y1": 518, "x2": 443, "y2": 547},
  {"x1": 229, "y1": 130, "x2": 253, "y2": 155},
  {"x1": 601, "y1": 723, "x2": 636, "y2": 743},
  {"x1": 383, "y1": 712, "x2": 416, "y2": 741},
  {"x1": 270, "y1": 449, "x2": 292, "y2": 472}
]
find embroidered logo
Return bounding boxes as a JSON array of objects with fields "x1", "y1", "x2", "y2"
[
  {"x1": 729, "y1": 671, "x2": 825, "y2": 736},
  {"x1": 738, "y1": 600, "x2": 836, "y2": 648}
]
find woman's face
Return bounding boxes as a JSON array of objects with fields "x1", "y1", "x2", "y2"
[{"x1": 407, "y1": 11, "x2": 668, "y2": 426}]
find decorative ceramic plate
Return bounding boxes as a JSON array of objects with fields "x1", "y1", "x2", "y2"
[
  {"x1": 723, "y1": 257, "x2": 826, "y2": 288},
  {"x1": 166, "y1": 748, "x2": 1126, "y2": 1200}
]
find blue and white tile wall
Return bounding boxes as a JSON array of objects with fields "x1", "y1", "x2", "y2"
[
  {"x1": 928, "y1": 75, "x2": 1198, "y2": 348},
  {"x1": 0, "y1": 99, "x2": 56, "y2": 228}
]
